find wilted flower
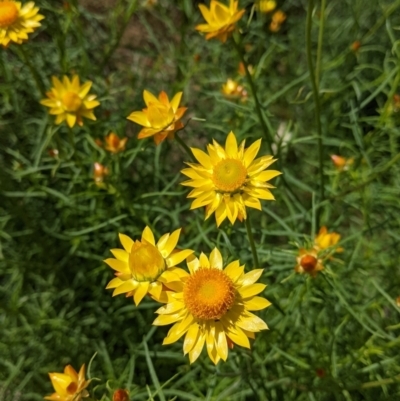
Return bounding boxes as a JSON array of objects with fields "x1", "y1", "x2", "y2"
[
  {"x1": 40, "y1": 76, "x2": 100, "y2": 128},
  {"x1": 314, "y1": 226, "x2": 343, "y2": 253},
  {"x1": 257, "y1": 0, "x2": 276, "y2": 13},
  {"x1": 195, "y1": 0, "x2": 245, "y2": 43},
  {"x1": 93, "y1": 162, "x2": 109, "y2": 184},
  {"x1": 127, "y1": 90, "x2": 187, "y2": 145},
  {"x1": 295, "y1": 249, "x2": 324, "y2": 277},
  {"x1": 269, "y1": 10, "x2": 286, "y2": 32},
  {"x1": 113, "y1": 389, "x2": 130, "y2": 401},
  {"x1": 44, "y1": 364, "x2": 89, "y2": 401},
  {"x1": 221, "y1": 78, "x2": 247, "y2": 100},
  {"x1": 104, "y1": 226, "x2": 193, "y2": 305},
  {"x1": 0, "y1": 0, "x2": 44, "y2": 47},
  {"x1": 181, "y1": 131, "x2": 281, "y2": 227},
  {"x1": 350, "y1": 40, "x2": 361, "y2": 53},
  {"x1": 330, "y1": 155, "x2": 353, "y2": 171},
  {"x1": 103, "y1": 132, "x2": 128, "y2": 154},
  {"x1": 154, "y1": 249, "x2": 271, "y2": 364}
]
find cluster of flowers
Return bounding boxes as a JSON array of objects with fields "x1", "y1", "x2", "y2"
[{"x1": 1, "y1": 0, "x2": 342, "y2": 399}]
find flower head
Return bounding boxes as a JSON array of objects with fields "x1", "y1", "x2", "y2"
[
  {"x1": 269, "y1": 10, "x2": 286, "y2": 32},
  {"x1": 314, "y1": 226, "x2": 343, "y2": 253},
  {"x1": 153, "y1": 248, "x2": 271, "y2": 364},
  {"x1": 221, "y1": 78, "x2": 247, "y2": 100},
  {"x1": 44, "y1": 364, "x2": 89, "y2": 401},
  {"x1": 104, "y1": 226, "x2": 193, "y2": 306},
  {"x1": 257, "y1": 0, "x2": 276, "y2": 13},
  {"x1": 295, "y1": 249, "x2": 324, "y2": 277},
  {"x1": 113, "y1": 389, "x2": 130, "y2": 401},
  {"x1": 103, "y1": 132, "x2": 128, "y2": 154},
  {"x1": 330, "y1": 154, "x2": 353, "y2": 171},
  {"x1": 93, "y1": 162, "x2": 109, "y2": 184},
  {"x1": 40, "y1": 75, "x2": 100, "y2": 128},
  {"x1": 196, "y1": 0, "x2": 245, "y2": 43},
  {"x1": 181, "y1": 131, "x2": 281, "y2": 227},
  {"x1": 0, "y1": 1, "x2": 44, "y2": 47},
  {"x1": 127, "y1": 90, "x2": 187, "y2": 145}
]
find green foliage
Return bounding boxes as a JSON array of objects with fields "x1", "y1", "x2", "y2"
[{"x1": 1, "y1": 0, "x2": 400, "y2": 400}]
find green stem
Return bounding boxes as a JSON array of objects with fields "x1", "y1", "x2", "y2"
[
  {"x1": 232, "y1": 35, "x2": 273, "y2": 153},
  {"x1": 245, "y1": 216, "x2": 259, "y2": 269},
  {"x1": 175, "y1": 131, "x2": 195, "y2": 163},
  {"x1": 315, "y1": 0, "x2": 327, "y2": 88},
  {"x1": 16, "y1": 46, "x2": 46, "y2": 96},
  {"x1": 306, "y1": 0, "x2": 325, "y2": 222}
]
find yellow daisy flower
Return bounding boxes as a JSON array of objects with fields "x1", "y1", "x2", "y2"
[
  {"x1": 153, "y1": 248, "x2": 271, "y2": 364},
  {"x1": 104, "y1": 226, "x2": 194, "y2": 306},
  {"x1": 127, "y1": 90, "x2": 187, "y2": 145},
  {"x1": 40, "y1": 75, "x2": 100, "y2": 128},
  {"x1": 314, "y1": 226, "x2": 343, "y2": 253},
  {"x1": 196, "y1": 0, "x2": 245, "y2": 43},
  {"x1": 45, "y1": 364, "x2": 89, "y2": 401},
  {"x1": 181, "y1": 131, "x2": 281, "y2": 227},
  {"x1": 0, "y1": 1, "x2": 44, "y2": 47},
  {"x1": 103, "y1": 132, "x2": 128, "y2": 154},
  {"x1": 295, "y1": 248, "x2": 324, "y2": 277}
]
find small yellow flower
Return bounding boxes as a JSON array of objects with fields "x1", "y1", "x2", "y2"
[
  {"x1": 195, "y1": 0, "x2": 245, "y2": 43},
  {"x1": 44, "y1": 364, "x2": 89, "y2": 401},
  {"x1": 330, "y1": 155, "x2": 353, "y2": 171},
  {"x1": 181, "y1": 131, "x2": 281, "y2": 227},
  {"x1": 221, "y1": 78, "x2": 247, "y2": 100},
  {"x1": 127, "y1": 90, "x2": 187, "y2": 145},
  {"x1": 40, "y1": 75, "x2": 100, "y2": 128},
  {"x1": 104, "y1": 132, "x2": 128, "y2": 154},
  {"x1": 153, "y1": 248, "x2": 271, "y2": 364},
  {"x1": 93, "y1": 162, "x2": 109, "y2": 184},
  {"x1": 269, "y1": 10, "x2": 286, "y2": 32},
  {"x1": 295, "y1": 249, "x2": 324, "y2": 277},
  {"x1": 314, "y1": 226, "x2": 343, "y2": 253},
  {"x1": 0, "y1": 1, "x2": 44, "y2": 47},
  {"x1": 257, "y1": 0, "x2": 276, "y2": 13},
  {"x1": 104, "y1": 226, "x2": 194, "y2": 306}
]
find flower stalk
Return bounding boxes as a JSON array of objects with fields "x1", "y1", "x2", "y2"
[{"x1": 245, "y1": 216, "x2": 260, "y2": 269}]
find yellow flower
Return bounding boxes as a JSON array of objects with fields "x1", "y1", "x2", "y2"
[
  {"x1": 330, "y1": 154, "x2": 353, "y2": 171},
  {"x1": 112, "y1": 389, "x2": 130, "y2": 401},
  {"x1": 0, "y1": 1, "x2": 44, "y2": 47},
  {"x1": 295, "y1": 248, "x2": 324, "y2": 277},
  {"x1": 44, "y1": 364, "x2": 89, "y2": 401},
  {"x1": 181, "y1": 131, "x2": 281, "y2": 227},
  {"x1": 221, "y1": 78, "x2": 247, "y2": 100},
  {"x1": 127, "y1": 90, "x2": 187, "y2": 145},
  {"x1": 104, "y1": 132, "x2": 128, "y2": 154},
  {"x1": 104, "y1": 226, "x2": 194, "y2": 306},
  {"x1": 269, "y1": 10, "x2": 286, "y2": 32},
  {"x1": 195, "y1": 0, "x2": 245, "y2": 43},
  {"x1": 93, "y1": 162, "x2": 109, "y2": 184},
  {"x1": 257, "y1": 0, "x2": 276, "y2": 13},
  {"x1": 153, "y1": 248, "x2": 271, "y2": 364},
  {"x1": 314, "y1": 226, "x2": 343, "y2": 253},
  {"x1": 40, "y1": 75, "x2": 100, "y2": 128}
]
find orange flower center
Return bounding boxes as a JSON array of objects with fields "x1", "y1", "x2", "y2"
[
  {"x1": 212, "y1": 159, "x2": 247, "y2": 193},
  {"x1": 129, "y1": 241, "x2": 165, "y2": 282},
  {"x1": 183, "y1": 268, "x2": 235, "y2": 320},
  {"x1": 66, "y1": 382, "x2": 78, "y2": 394},
  {"x1": 0, "y1": 2, "x2": 19, "y2": 27},
  {"x1": 62, "y1": 92, "x2": 82, "y2": 112},
  {"x1": 300, "y1": 254, "x2": 318, "y2": 272}
]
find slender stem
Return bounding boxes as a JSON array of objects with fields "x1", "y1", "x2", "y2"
[
  {"x1": 174, "y1": 131, "x2": 195, "y2": 163},
  {"x1": 245, "y1": 216, "x2": 259, "y2": 269},
  {"x1": 306, "y1": 0, "x2": 325, "y2": 222},
  {"x1": 16, "y1": 46, "x2": 46, "y2": 96},
  {"x1": 232, "y1": 35, "x2": 273, "y2": 153},
  {"x1": 315, "y1": 0, "x2": 326, "y2": 88}
]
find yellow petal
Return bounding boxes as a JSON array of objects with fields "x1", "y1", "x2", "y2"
[
  {"x1": 199, "y1": 252, "x2": 210, "y2": 268},
  {"x1": 241, "y1": 269, "x2": 263, "y2": 286},
  {"x1": 244, "y1": 296, "x2": 272, "y2": 311},
  {"x1": 237, "y1": 314, "x2": 268, "y2": 332},
  {"x1": 183, "y1": 323, "x2": 200, "y2": 355},
  {"x1": 113, "y1": 280, "x2": 137, "y2": 296},
  {"x1": 166, "y1": 249, "x2": 194, "y2": 268},
  {"x1": 225, "y1": 131, "x2": 238, "y2": 157},
  {"x1": 119, "y1": 233, "x2": 134, "y2": 252},
  {"x1": 143, "y1": 89, "x2": 159, "y2": 107},
  {"x1": 106, "y1": 277, "x2": 124, "y2": 289},
  {"x1": 243, "y1": 139, "x2": 262, "y2": 167},
  {"x1": 170, "y1": 91, "x2": 183, "y2": 112},
  {"x1": 227, "y1": 326, "x2": 250, "y2": 348},
  {"x1": 255, "y1": 170, "x2": 282, "y2": 182},
  {"x1": 154, "y1": 313, "x2": 182, "y2": 326},
  {"x1": 141, "y1": 226, "x2": 155, "y2": 245},
  {"x1": 159, "y1": 228, "x2": 181, "y2": 257},
  {"x1": 127, "y1": 111, "x2": 150, "y2": 127},
  {"x1": 133, "y1": 281, "x2": 150, "y2": 305},
  {"x1": 191, "y1": 148, "x2": 213, "y2": 169},
  {"x1": 110, "y1": 249, "x2": 129, "y2": 262},
  {"x1": 215, "y1": 322, "x2": 228, "y2": 361},
  {"x1": 239, "y1": 283, "x2": 267, "y2": 299},
  {"x1": 224, "y1": 261, "x2": 244, "y2": 282},
  {"x1": 189, "y1": 332, "x2": 206, "y2": 364},
  {"x1": 48, "y1": 373, "x2": 72, "y2": 396},
  {"x1": 104, "y1": 258, "x2": 130, "y2": 273},
  {"x1": 209, "y1": 248, "x2": 223, "y2": 270},
  {"x1": 163, "y1": 320, "x2": 188, "y2": 345}
]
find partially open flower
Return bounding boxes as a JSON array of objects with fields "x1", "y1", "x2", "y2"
[
  {"x1": 330, "y1": 155, "x2": 353, "y2": 171},
  {"x1": 127, "y1": 90, "x2": 187, "y2": 145},
  {"x1": 314, "y1": 226, "x2": 343, "y2": 253},
  {"x1": 44, "y1": 364, "x2": 89, "y2": 401},
  {"x1": 113, "y1": 389, "x2": 130, "y2": 401},
  {"x1": 195, "y1": 0, "x2": 245, "y2": 43},
  {"x1": 221, "y1": 78, "x2": 247, "y2": 100},
  {"x1": 40, "y1": 75, "x2": 100, "y2": 128},
  {"x1": 153, "y1": 249, "x2": 271, "y2": 364},
  {"x1": 104, "y1": 132, "x2": 128, "y2": 154},
  {"x1": 295, "y1": 249, "x2": 324, "y2": 277},
  {"x1": 93, "y1": 162, "x2": 109, "y2": 184},
  {"x1": 257, "y1": 0, "x2": 276, "y2": 13},
  {"x1": 104, "y1": 226, "x2": 193, "y2": 305},
  {"x1": 269, "y1": 10, "x2": 286, "y2": 32},
  {"x1": 0, "y1": 1, "x2": 44, "y2": 47}
]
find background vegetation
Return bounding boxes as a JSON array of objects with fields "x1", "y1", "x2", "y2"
[{"x1": 1, "y1": 0, "x2": 400, "y2": 400}]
